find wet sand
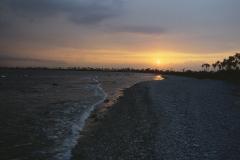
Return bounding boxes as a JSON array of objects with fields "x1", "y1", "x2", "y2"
[{"x1": 71, "y1": 75, "x2": 240, "y2": 159}]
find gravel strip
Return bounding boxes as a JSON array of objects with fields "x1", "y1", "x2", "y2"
[{"x1": 71, "y1": 75, "x2": 240, "y2": 159}]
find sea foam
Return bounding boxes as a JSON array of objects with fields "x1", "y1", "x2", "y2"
[{"x1": 52, "y1": 77, "x2": 107, "y2": 160}]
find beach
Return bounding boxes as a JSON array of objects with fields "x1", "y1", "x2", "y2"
[
  {"x1": 71, "y1": 75, "x2": 240, "y2": 159},
  {"x1": 0, "y1": 69, "x2": 154, "y2": 159}
]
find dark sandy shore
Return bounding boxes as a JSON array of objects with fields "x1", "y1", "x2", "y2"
[{"x1": 71, "y1": 76, "x2": 240, "y2": 159}]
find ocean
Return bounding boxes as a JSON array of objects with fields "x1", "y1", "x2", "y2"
[{"x1": 0, "y1": 69, "x2": 160, "y2": 159}]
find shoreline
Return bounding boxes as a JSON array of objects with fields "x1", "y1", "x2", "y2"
[
  {"x1": 71, "y1": 76, "x2": 240, "y2": 159},
  {"x1": 77, "y1": 83, "x2": 131, "y2": 142},
  {"x1": 78, "y1": 77, "x2": 149, "y2": 141},
  {"x1": 0, "y1": 69, "x2": 155, "y2": 159}
]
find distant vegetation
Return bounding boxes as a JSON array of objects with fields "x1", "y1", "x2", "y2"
[
  {"x1": 1, "y1": 53, "x2": 240, "y2": 82},
  {"x1": 164, "y1": 53, "x2": 240, "y2": 83},
  {"x1": 201, "y1": 53, "x2": 240, "y2": 72}
]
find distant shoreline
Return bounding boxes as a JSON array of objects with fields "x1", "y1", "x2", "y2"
[{"x1": 1, "y1": 68, "x2": 240, "y2": 83}]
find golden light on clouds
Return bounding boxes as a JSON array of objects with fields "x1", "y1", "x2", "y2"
[
  {"x1": 55, "y1": 48, "x2": 238, "y2": 71},
  {"x1": 0, "y1": 1, "x2": 240, "y2": 70}
]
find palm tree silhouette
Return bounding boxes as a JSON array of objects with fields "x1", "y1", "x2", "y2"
[
  {"x1": 206, "y1": 63, "x2": 210, "y2": 72},
  {"x1": 221, "y1": 59, "x2": 227, "y2": 70},
  {"x1": 201, "y1": 64, "x2": 204, "y2": 71},
  {"x1": 234, "y1": 53, "x2": 240, "y2": 69},
  {"x1": 201, "y1": 63, "x2": 210, "y2": 72},
  {"x1": 215, "y1": 61, "x2": 221, "y2": 71},
  {"x1": 212, "y1": 63, "x2": 217, "y2": 72}
]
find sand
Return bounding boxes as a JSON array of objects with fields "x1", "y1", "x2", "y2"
[{"x1": 71, "y1": 75, "x2": 240, "y2": 159}]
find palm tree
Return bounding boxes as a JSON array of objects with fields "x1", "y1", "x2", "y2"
[
  {"x1": 206, "y1": 63, "x2": 210, "y2": 72},
  {"x1": 201, "y1": 63, "x2": 210, "y2": 72},
  {"x1": 204, "y1": 63, "x2": 207, "y2": 71},
  {"x1": 226, "y1": 56, "x2": 235, "y2": 70},
  {"x1": 234, "y1": 53, "x2": 240, "y2": 69},
  {"x1": 212, "y1": 63, "x2": 217, "y2": 72},
  {"x1": 215, "y1": 61, "x2": 221, "y2": 71},
  {"x1": 221, "y1": 59, "x2": 228, "y2": 70},
  {"x1": 201, "y1": 64, "x2": 204, "y2": 71}
]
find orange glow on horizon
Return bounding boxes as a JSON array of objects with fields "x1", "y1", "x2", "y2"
[{"x1": 6, "y1": 46, "x2": 236, "y2": 71}]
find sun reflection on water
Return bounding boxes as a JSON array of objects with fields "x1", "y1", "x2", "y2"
[{"x1": 154, "y1": 75, "x2": 164, "y2": 80}]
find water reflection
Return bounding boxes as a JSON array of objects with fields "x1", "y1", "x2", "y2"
[{"x1": 154, "y1": 75, "x2": 164, "y2": 80}]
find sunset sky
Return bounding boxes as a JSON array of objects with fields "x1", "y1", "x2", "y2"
[{"x1": 0, "y1": 0, "x2": 240, "y2": 71}]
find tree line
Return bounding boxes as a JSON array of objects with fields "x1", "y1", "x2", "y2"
[
  {"x1": 0, "y1": 65, "x2": 161, "y2": 73},
  {"x1": 201, "y1": 53, "x2": 240, "y2": 72},
  {"x1": 1, "y1": 53, "x2": 240, "y2": 82}
]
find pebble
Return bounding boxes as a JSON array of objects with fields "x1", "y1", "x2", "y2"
[{"x1": 71, "y1": 76, "x2": 240, "y2": 160}]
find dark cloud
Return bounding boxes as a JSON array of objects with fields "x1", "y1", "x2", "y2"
[
  {"x1": 0, "y1": 21, "x2": 10, "y2": 29},
  {"x1": 69, "y1": 8, "x2": 119, "y2": 25},
  {"x1": 7, "y1": 0, "x2": 122, "y2": 25},
  {"x1": 110, "y1": 26, "x2": 166, "y2": 35},
  {"x1": 9, "y1": 0, "x2": 60, "y2": 17},
  {"x1": 0, "y1": 55, "x2": 67, "y2": 64}
]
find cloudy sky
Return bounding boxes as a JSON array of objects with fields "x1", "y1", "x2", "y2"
[{"x1": 0, "y1": 0, "x2": 240, "y2": 70}]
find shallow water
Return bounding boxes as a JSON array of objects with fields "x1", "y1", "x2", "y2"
[{"x1": 0, "y1": 69, "x2": 156, "y2": 159}]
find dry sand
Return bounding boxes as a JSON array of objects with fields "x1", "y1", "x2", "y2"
[{"x1": 71, "y1": 75, "x2": 240, "y2": 159}]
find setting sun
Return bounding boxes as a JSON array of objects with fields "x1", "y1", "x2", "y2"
[{"x1": 157, "y1": 60, "x2": 161, "y2": 64}]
